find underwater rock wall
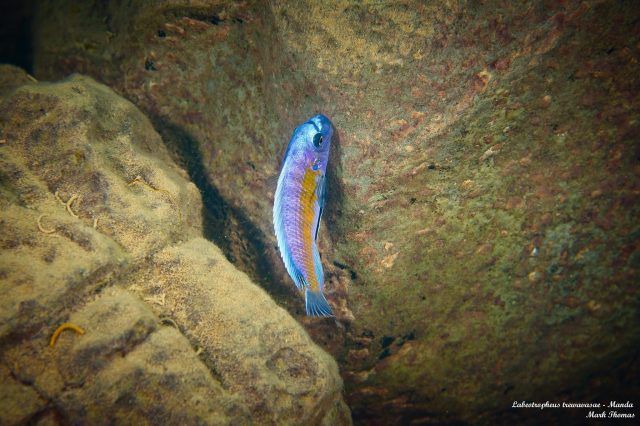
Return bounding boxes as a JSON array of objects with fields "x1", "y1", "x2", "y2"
[
  {"x1": 0, "y1": 67, "x2": 350, "y2": 425},
  {"x1": 28, "y1": 0, "x2": 640, "y2": 424}
]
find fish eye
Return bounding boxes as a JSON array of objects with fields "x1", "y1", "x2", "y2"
[{"x1": 313, "y1": 133, "x2": 323, "y2": 148}]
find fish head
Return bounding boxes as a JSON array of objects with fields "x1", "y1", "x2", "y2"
[
  {"x1": 307, "y1": 114, "x2": 333, "y2": 154},
  {"x1": 290, "y1": 114, "x2": 333, "y2": 171}
]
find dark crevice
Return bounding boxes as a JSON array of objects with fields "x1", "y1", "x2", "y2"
[
  {"x1": 0, "y1": 0, "x2": 35, "y2": 73},
  {"x1": 332, "y1": 259, "x2": 357, "y2": 280},
  {"x1": 27, "y1": 407, "x2": 67, "y2": 426},
  {"x1": 199, "y1": 348, "x2": 231, "y2": 389}
]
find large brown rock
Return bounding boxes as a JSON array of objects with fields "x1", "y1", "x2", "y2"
[
  {"x1": 0, "y1": 68, "x2": 350, "y2": 425},
  {"x1": 0, "y1": 68, "x2": 198, "y2": 343},
  {"x1": 31, "y1": 1, "x2": 640, "y2": 424},
  {"x1": 127, "y1": 238, "x2": 350, "y2": 425}
]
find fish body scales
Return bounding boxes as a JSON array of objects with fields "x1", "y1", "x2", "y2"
[{"x1": 282, "y1": 165, "x2": 321, "y2": 290}]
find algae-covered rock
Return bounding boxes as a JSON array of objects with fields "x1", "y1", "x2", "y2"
[
  {"x1": 0, "y1": 67, "x2": 350, "y2": 425},
  {"x1": 55, "y1": 287, "x2": 247, "y2": 425},
  {"x1": 0, "y1": 69, "x2": 199, "y2": 343},
  {"x1": 0, "y1": 64, "x2": 35, "y2": 96},
  {"x1": 127, "y1": 238, "x2": 350, "y2": 425},
  {"x1": 0, "y1": 364, "x2": 47, "y2": 426},
  {"x1": 30, "y1": 0, "x2": 640, "y2": 424},
  {"x1": 0, "y1": 71, "x2": 203, "y2": 259}
]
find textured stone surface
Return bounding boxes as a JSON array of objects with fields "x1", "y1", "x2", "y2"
[
  {"x1": 127, "y1": 238, "x2": 350, "y2": 425},
  {"x1": 29, "y1": 0, "x2": 640, "y2": 424},
  {"x1": 0, "y1": 64, "x2": 34, "y2": 96},
  {"x1": 55, "y1": 287, "x2": 246, "y2": 425},
  {"x1": 0, "y1": 68, "x2": 350, "y2": 425},
  {"x1": 0, "y1": 70, "x2": 200, "y2": 343},
  {"x1": 0, "y1": 72, "x2": 203, "y2": 258},
  {"x1": 0, "y1": 364, "x2": 47, "y2": 426}
]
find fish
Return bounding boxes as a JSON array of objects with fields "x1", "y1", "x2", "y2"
[{"x1": 273, "y1": 114, "x2": 334, "y2": 317}]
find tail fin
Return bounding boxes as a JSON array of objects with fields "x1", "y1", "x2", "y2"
[{"x1": 305, "y1": 288, "x2": 333, "y2": 317}]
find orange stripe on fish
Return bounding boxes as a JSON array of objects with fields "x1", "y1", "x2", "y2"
[{"x1": 298, "y1": 166, "x2": 320, "y2": 291}]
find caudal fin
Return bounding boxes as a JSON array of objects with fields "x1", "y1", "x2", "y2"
[{"x1": 305, "y1": 288, "x2": 333, "y2": 317}]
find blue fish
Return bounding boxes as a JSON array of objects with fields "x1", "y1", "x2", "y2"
[{"x1": 273, "y1": 114, "x2": 334, "y2": 317}]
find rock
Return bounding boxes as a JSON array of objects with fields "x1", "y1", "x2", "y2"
[
  {"x1": 0, "y1": 72, "x2": 203, "y2": 259},
  {"x1": 0, "y1": 364, "x2": 47, "y2": 426},
  {"x1": 30, "y1": 0, "x2": 640, "y2": 424},
  {"x1": 0, "y1": 67, "x2": 350, "y2": 425},
  {"x1": 127, "y1": 238, "x2": 350, "y2": 425},
  {"x1": 0, "y1": 69, "x2": 200, "y2": 343},
  {"x1": 56, "y1": 287, "x2": 246, "y2": 425},
  {"x1": 0, "y1": 64, "x2": 35, "y2": 96}
]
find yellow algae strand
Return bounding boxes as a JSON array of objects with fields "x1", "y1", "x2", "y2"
[
  {"x1": 37, "y1": 214, "x2": 56, "y2": 234},
  {"x1": 49, "y1": 322, "x2": 85, "y2": 347},
  {"x1": 127, "y1": 175, "x2": 181, "y2": 220},
  {"x1": 65, "y1": 194, "x2": 79, "y2": 218},
  {"x1": 54, "y1": 190, "x2": 80, "y2": 218}
]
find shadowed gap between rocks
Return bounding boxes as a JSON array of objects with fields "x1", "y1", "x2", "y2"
[
  {"x1": 0, "y1": 0, "x2": 35, "y2": 74},
  {"x1": 149, "y1": 118, "x2": 300, "y2": 307}
]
